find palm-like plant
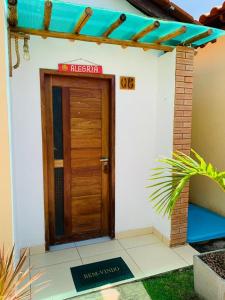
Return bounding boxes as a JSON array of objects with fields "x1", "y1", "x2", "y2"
[
  {"x1": 0, "y1": 246, "x2": 43, "y2": 300},
  {"x1": 148, "y1": 149, "x2": 225, "y2": 217}
]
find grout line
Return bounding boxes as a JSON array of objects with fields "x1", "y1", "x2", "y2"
[
  {"x1": 76, "y1": 246, "x2": 84, "y2": 265},
  {"x1": 123, "y1": 248, "x2": 145, "y2": 277},
  {"x1": 171, "y1": 249, "x2": 191, "y2": 266},
  {"x1": 76, "y1": 238, "x2": 113, "y2": 249},
  {"x1": 117, "y1": 238, "x2": 162, "y2": 251},
  {"x1": 30, "y1": 257, "x2": 83, "y2": 270},
  {"x1": 75, "y1": 247, "x2": 128, "y2": 262},
  {"x1": 116, "y1": 239, "x2": 126, "y2": 250},
  {"x1": 116, "y1": 240, "x2": 144, "y2": 277}
]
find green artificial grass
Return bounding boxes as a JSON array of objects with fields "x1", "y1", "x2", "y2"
[{"x1": 142, "y1": 267, "x2": 200, "y2": 300}]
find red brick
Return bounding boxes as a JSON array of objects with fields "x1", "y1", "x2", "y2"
[
  {"x1": 183, "y1": 122, "x2": 191, "y2": 128},
  {"x1": 176, "y1": 82, "x2": 193, "y2": 89},
  {"x1": 176, "y1": 105, "x2": 192, "y2": 111},
  {"x1": 183, "y1": 111, "x2": 192, "y2": 117},
  {"x1": 185, "y1": 77, "x2": 193, "y2": 83},
  {"x1": 175, "y1": 99, "x2": 184, "y2": 105},
  {"x1": 174, "y1": 122, "x2": 183, "y2": 128},
  {"x1": 180, "y1": 129, "x2": 191, "y2": 134},
  {"x1": 185, "y1": 52, "x2": 194, "y2": 59},
  {"x1": 176, "y1": 70, "x2": 193, "y2": 77},
  {"x1": 176, "y1": 93, "x2": 192, "y2": 100},
  {"x1": 183, "y1": 144, "x2": 192, "y2": 150},
  {"x1": 176, "y1": 87, "x2": 185, "y2": 94},
  {"x1": 176, "y1": 64, "x2": 185, "y2": 71},
  {"x1": 185, "y1": 88, "x2": 193, "y2": 94},
  {"x1": 183, "y1": 133, "x2": 191, "y2": 139},
  {"x1": 186, "y1": 65, "x2": 194, "y2": 71},
  {"x1": 184, "y1": 100, "x2": 192, "y2": 105},
  {"x1": 174, "y1": 133, "x2": 182, "y2": 139},
  {"x1": 175, "y1": 111, "x2": 184, "y2": 117},
  {"x1": 176, "y1": 52, "x2": 186, "y2": 58},
  {"x1": 177, "y1": 58, "x2": 193, "y2": 65},
  {"x1": 176, "y1": 76, "x2": 185, "y2": 82}
]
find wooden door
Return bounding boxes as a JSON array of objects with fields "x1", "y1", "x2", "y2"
[{"x1": 41, "y1": 71, "x2": 115, "y2": 246}]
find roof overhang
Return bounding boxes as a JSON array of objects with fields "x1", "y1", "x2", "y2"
[
  {"x1": 200, "y1": 2, "x2": 225, "y2": 29},
  {"x1": 126, "y1": 0, "x2": 198, "y2": 24},
  {"x1": 7, "y1": 0, "x2": 225, "y2": 52}
]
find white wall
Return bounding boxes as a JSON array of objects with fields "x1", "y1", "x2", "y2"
[
  {"x1": 10, "y1": 1, "x2": 175, "y2": 250},
  {"x1": 0, "y1": 0, "x2": 14, "y2": 249},
  {"x1": 153, "y1": 50, "x2": 176, "y2": 238}
]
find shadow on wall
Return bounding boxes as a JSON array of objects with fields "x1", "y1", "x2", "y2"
[{"x1": 190, "y1": 175, "x2": 225, "y2": 217}]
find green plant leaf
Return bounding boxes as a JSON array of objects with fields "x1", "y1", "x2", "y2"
[{"x1": 147, "y1": 150, "x2": 225, "y2": 217}]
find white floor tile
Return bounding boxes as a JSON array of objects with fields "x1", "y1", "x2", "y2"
[
  {"x1": 82, "y1": 249, "x2": 143, "y2": 279},
  {"x1": 31, "y1": 259, "x2": 82, "y2": 300},
  {"x1": 30, "y1": 248, "x2": 80, "y2": 269},
  {"x1": 118, "y1": 234, "x2": 160, "y2": 250},
  {"x1": 30, "y1": 245, "x2": 46, "y2": 256},
  {"x1": 75, "y1": 237, "x2": 111, "y2": 247},
  {"x1": 49, "y1": 243, "x2": 76, "y2": 252},
  {"x1": 173, "y1": 244, "x2": 199, "y2": 265},
  {"x1": 77, "y1": 240, "x2": 123, "y2": 258},
  {"x1": 127, "y1": 243, "x2": 188, "y2": 277}
]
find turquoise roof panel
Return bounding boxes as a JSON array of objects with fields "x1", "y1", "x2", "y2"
[
  {"x1": 11, "y1": 0, "x2": 225, "y2": 47},
  {"x1": 17, "y1": 0, "x2": 45, "y2": 30}
]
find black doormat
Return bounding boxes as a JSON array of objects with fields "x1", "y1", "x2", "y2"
[{"x1": 70, "y1": 257, "x2": 134, "y2": 292}]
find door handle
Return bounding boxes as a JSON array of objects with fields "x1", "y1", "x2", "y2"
[
  {"x1": 100, "y1": 158, "x2": 109, "y2": 173},
  {"x1": 100, "y1": 158, "x2": 109, "y2": 162}
]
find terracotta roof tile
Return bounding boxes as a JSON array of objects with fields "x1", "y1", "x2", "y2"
[{"x1": 199, "y1": 2, "x2": 225, "y2": 27}]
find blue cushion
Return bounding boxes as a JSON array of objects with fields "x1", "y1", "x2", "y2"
[{"x1": 188, "y1": 204, "x2": 225, "y2": 243}]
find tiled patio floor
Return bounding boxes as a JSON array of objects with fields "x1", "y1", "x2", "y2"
[{"x1": 28, "y1": 234, "x2": 199, "y2": 300}]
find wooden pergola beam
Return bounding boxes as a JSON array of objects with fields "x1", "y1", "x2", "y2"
[
  {"x1": 10, "y1": 27, "x2": 174, "y2": 52},
  {"x1": 8, "y1": 0, "x2": 18, "y2": 27},
  {"x1": 154, "y1": 26, "x2": 187, "y2": 44},
  {"x1": 182, "y1": 29, "x2": 212, "y2": 46},
  {"x1": 73, "y1": 7, "x2": 93, "y2": 34},
  {"x1": 131, "y1": 21, "x2": 160, "y2": 42},
  {"x1": 43, "y1": 0, "x2": 53, "y2": 30},
  {"x1": 102, "y1": 14, "x2": 126, "y2": 38}
]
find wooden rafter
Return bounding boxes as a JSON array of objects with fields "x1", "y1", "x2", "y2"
[
  {"x1": 43, "y1": 0, "x2": 53, "y2": 30},
  {"x1": 10, "y1": 27, "x2": 174, "y2": 52},
  {"x1": 102, "y1": 14, "x2": 126, "y2": 37},
  {"x1": 182, "y1": 29, "x2": 212, "y2": 46},
  {"x1": 8, "y1": 0, "x2": 18, "y2": 27},
  {"x1": 73, "y1": 7, "x2": 93, "y2": 34},
  {"x1": 131, "y1": 21, "x2": 160, "y2": 42},
  {"x1": 154, "y1": 26, "x2": 187, "y2": 44}
]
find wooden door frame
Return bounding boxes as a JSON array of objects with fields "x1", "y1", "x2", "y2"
[{"x1": 40, "y1": 69, "x2": 116, "y2": 249}]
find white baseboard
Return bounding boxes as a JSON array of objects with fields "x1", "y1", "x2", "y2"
[
  {"x1": 115, "y1": 227, "x2": 153, "y2": 239},
  {"x1": 152, "y1": 227, "x2": 170, "y2": 246},
  {"x1": 21, "y1": 226, "x2": 171, "y2": 256}
]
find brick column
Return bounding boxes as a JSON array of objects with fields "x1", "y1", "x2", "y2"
[{"x1": 170, "y1": 46, "x2": 194, "y2": 247}]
